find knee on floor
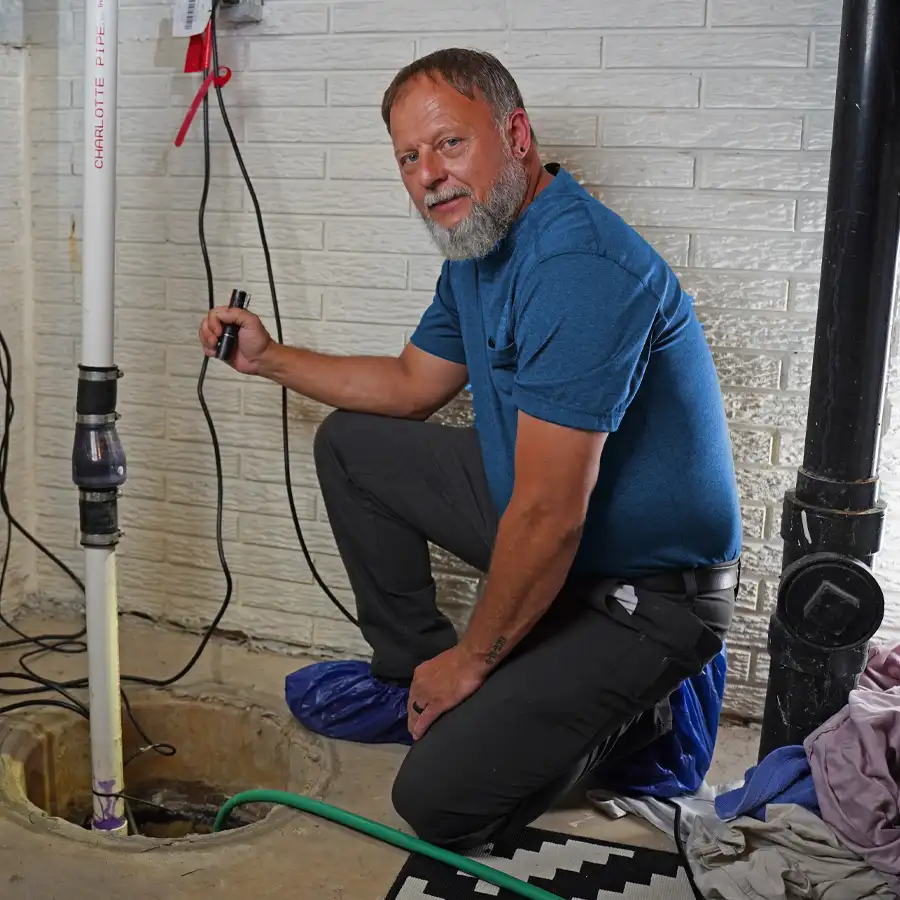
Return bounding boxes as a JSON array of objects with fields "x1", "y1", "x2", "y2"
[{"x1": 391, "y1": 758, "x2": 492, "y2": 851}]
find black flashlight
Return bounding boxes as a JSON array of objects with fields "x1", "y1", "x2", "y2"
[{"x1": 215, "y1": 288, "x2": 250, "y2": 362}]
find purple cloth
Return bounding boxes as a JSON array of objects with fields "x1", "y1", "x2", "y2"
[
  {"x1": 860, "y1": 642, "x2": 900, "y2": 691},
  {"x1": 804, "y1": 686, "x2": 900, "y2": 889}
]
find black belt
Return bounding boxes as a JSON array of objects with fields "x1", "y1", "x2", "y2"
[{"x1": 632, "y1": 559, "x2": 741, "y2": 595}]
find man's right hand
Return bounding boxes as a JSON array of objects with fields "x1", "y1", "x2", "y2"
[
  {"x1": 199, "y1": 306, "x2": 274, "y2": 376},
  {"x1": 199, "y1": 305, "x2": 468, "y2": 420}
]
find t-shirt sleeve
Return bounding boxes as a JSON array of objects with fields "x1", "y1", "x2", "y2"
[
  {"x1": 512, "y1": 252, "x2": 661, "y2": 433},
  {"x1": 408, "y1": 261, "x2": 467, "y2": 366}
]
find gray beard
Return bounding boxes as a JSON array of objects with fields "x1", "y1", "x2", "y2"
[{"x1": 419, "y1": 158, "x2": 529, "y2": 261}]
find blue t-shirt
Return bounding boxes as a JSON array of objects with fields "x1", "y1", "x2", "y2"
[{"x1": 410, "y1": 165, "x2": 742, "y2": 579}]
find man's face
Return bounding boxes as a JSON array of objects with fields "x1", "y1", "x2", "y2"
[{"x1": 389, "y1": 74, "x2": 528, "y2": 260}]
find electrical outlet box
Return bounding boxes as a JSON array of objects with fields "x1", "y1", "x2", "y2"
[{"x1": 218, "y1": 0, "x2": 264, "y2": 25}]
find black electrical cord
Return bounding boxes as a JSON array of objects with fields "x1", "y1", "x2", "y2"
[
  {"x1": 662, "y1": 798, "x2": 706, "y2": 900},
  {"x1": 207, "y1": 5, "x2": 358, "y2": 628},
  {"x1": 104, "y1": 2, "x2": 242, "y2": 689}
]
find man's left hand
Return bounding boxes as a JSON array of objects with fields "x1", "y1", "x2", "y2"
[{"x1": 407, "y1": 646, "x2": 485, "y2": 740}]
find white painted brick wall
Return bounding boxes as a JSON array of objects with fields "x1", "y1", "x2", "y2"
[
  {"x1": 0, "y1": 43, "x2": 31, "y2": 617},
  {"x1": 20, "y1": 0, "x2": 900, "y2": 722}
]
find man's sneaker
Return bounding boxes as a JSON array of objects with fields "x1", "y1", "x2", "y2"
[{"x1": 285, "y1": 659, "x2": 413, "y2": 745}]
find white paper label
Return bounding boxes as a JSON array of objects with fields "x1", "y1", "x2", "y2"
[{"x1": 173, "y1": 0, "x2": 211, "y2": 37}]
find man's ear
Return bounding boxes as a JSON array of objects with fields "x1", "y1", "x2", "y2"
[{"x1": 507, "y1": 108, "x2": 532, "y2": 158}]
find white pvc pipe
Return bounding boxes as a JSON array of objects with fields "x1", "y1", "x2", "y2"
[
  {"x1": 84, "y1": 548, "x2": 126, "y2": 834},
  {"x1": 81, "y1": 0, "x2": 126, "y2": 835},
  {"x1": 82, "y1": 0, "x2": 117, "y2": 368}
]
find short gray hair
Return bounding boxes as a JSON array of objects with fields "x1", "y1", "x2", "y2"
[{"x1": 381, "y1": 48, "x2": 535, "y2": 142}]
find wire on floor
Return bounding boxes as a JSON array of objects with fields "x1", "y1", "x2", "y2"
[{"x1": 662, "y1": 798, "x2": 706, "y2": 900}]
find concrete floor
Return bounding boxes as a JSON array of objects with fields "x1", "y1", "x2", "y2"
[{"x1": 0, "y1": 612, "x2": 759, "y2": 899}]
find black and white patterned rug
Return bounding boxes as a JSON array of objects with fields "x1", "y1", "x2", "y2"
[{"x1": 384, "y1": 825, "x2": 694, "y2": 899}]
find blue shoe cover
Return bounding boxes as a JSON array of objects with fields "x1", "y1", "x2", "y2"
[{"x1": 285, "y1": 659, "x2": 413, "y2": 745}]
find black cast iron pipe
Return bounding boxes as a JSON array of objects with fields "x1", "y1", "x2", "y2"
[{"x1": 758, "y1": 0, "x2": 900, "y2": 760}]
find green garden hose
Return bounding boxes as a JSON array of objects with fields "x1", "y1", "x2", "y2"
[{"x1": 214, "y1": 789, "x2": 565, "y2": 900}]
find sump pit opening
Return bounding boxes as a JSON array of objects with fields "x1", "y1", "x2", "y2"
[
  {"x1": 70, "y1": 778, "x2": 262, "y2": 837},
  {"x1": 4, "y1": 687, "x2": 334, "y2": 845}
]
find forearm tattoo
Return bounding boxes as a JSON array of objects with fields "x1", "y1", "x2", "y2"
[{"x1": 485, "y1": 636, "x2": 507, "y2": 666}]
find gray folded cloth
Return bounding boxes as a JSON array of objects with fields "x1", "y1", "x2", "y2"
[{"x1": 686, "y1": 803, "x2": 894, "y2": 899}]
